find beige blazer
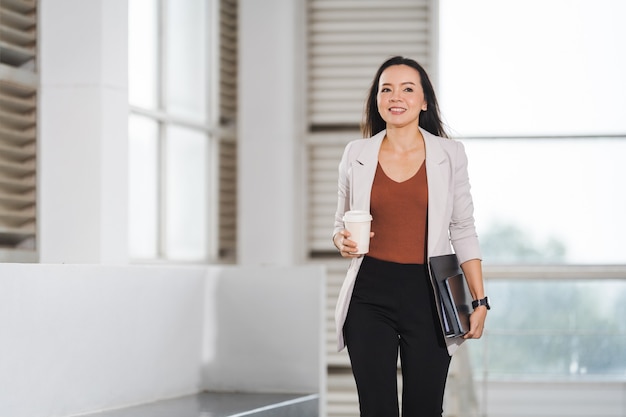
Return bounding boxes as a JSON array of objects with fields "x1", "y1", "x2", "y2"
[{"x1": 333, "y1": 128, "x2": 482, "y2": 356}]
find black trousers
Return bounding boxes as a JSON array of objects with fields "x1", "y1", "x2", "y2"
[{"x1": 344, "y1": 256, "x2": 451, "y2": 417}]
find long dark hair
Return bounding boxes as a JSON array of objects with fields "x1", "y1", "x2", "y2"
[{"x1": 362, "y1": 56, "x2": 448, "y2": 138}]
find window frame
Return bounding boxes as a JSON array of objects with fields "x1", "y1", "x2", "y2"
[{"x1": 128, "y1": 0, "x2": 236, "y2": 263}]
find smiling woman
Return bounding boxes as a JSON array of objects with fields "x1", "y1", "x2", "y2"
[{"x1": 332, "y1": 56, "x2": 487, "y2": 417}]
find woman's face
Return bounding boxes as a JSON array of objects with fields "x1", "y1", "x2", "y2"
[{"x1": 376, "y1": 64, "x2": 428, "y2": 129}]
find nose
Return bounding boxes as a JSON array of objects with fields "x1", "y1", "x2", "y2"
[{"x1": 389, "y1": 91, "x2": 401, "y2": 102}]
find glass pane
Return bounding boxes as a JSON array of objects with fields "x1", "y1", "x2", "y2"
[
  {"x1": 440, "y1": 0, "x2": 626, "y2": 136},
  {"x1": 468, "y1": 280, "x2": 626, "y2": 379},
  {"x1": 129, "y1": 115, "x2": 159, "y2": 258},
  {"x1": 128, "y1": 0, "x2": 159, "y2": 109},
  {"x1": 165, "y1": 0, "x2": 208, "y2": 121},
  {"x1": 164, "y1": 126, "x2": 208, "y2": 260},
  {"x1": 462, "y1": 138, "x2": 626, "y2": 265}
]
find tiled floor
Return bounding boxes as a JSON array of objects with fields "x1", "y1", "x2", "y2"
[{"x1": 86, "y1": 392, "x2": 319, "y2": 417}]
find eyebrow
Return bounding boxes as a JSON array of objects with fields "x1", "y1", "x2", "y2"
[{"x1": 380, "y1": 81, "x2": 417, "y2": 86}]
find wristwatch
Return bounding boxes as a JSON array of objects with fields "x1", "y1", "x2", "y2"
[{"x1": 472, "y1": 297, "x2": 491, "y2": 310}]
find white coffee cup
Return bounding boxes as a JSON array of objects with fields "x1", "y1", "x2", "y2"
[{"x1": 342, "y1": 210, "x2": 373, "y2": 254}]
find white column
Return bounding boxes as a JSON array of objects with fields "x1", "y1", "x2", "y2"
[
  {"x1": 238, "y1": 0, "x2": 306, "y2": 266},
  {"x1": 38, "y1": 0, "x2": 129, "y2": 263}
]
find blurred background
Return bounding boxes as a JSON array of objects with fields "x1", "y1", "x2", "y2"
[{"x1": 1, "y1": 0, "x2": 624, "y2": 416}]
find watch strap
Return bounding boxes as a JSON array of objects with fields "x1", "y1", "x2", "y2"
[{"x1": 472, "y1": 296, "x2": 490, "y2": 310}]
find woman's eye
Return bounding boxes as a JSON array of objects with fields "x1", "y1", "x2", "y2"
[
  {"x1": 404, "y1": 87, "x2": 414, "y2": 92},
  {"x1": 380, "y1": 87, "x2": 391, "y2": 93}
]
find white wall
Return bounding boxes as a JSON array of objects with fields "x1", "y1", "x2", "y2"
[
  {"x1": 38, "y1": 0, "x2": 129, "y2": 263},
  {"x1": 0, "y1": 264, "x2": 324, "y2": 417},
  {"x1": 238, "y1": 0, "x2": 308, "y2": 266},
  {"x1": 203, "y1": 265, "x2": 325, "y2": 394},
  {"x1": 0, "y1": 264, "x2": 205, "y2": 417}
]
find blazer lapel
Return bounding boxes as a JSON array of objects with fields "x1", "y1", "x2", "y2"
[
  {"x1": 423, "y1": 128, "x2": 450, "y2": 257},
  {"x1": 351, "y1": 130, "x2": 385, "y2": 210}
]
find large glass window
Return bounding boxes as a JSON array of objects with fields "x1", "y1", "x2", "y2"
[
  {"x1": 439, "y1": 0, "x2": 626, "y2": 412},
  {"x1": 471, "y1": 278, "x2": 626, "y2": 380},
  {"x1": 128, "y1": 0, "x2": 217, "y2": 262},
  {"x1": 439, "y1": 0, "x2": 626, "y2": 137},
  {"x1": 462, "y1": 137, "x2": 626, "y2": 265}
]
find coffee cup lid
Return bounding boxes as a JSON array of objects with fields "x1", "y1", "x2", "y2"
[{"x1": 343, "y1": 210, "x2": 372, "y2": 222}]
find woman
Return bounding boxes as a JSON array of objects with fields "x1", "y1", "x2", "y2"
[{"x1": 332, "y1": 56, "x2": 488, "y2": 417}]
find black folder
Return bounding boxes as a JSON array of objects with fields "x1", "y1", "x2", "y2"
[{"x1": 428, "y1": 254, "x2": 473, "y2": 337}]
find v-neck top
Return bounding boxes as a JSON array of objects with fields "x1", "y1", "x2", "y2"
[{"x1": 367, "y1": 161, "x2": 428, "y2": 264}]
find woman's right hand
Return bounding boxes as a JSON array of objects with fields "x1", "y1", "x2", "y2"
[{"x1": 334, "y1": 229, "x2": 374, "y2": 258}]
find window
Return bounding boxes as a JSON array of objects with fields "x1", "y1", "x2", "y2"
[
  {"x1": 128, "y1": 0, "x2": 237, "y2": 262},
  {"x1": 472, "y1": 276, "x2": 626, "y2": 379},
  {"x1": 463, "y1": 136, "x2": 626, "y2": 265},
  {"x1": 463, "y1": 138, "x2": 626, "y2": 373},
  {"x1": 439, "y1": 0, "x2": 626, "y2": 414}
]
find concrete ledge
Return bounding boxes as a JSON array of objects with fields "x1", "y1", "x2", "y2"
[{"x1": 82, "y1": 392, "x2": 319, "y2": 417}]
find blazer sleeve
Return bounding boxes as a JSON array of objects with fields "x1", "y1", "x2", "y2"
[
  {"x1": 333, "y1": 141, "x2": 354, "y2": 238},
  {"x1": 449, "y1": 141, "x2": 482, "y2": 264}
]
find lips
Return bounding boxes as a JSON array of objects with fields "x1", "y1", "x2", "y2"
[{"x1": 389, "y1": 107, "x2": 406, "y2": 114}]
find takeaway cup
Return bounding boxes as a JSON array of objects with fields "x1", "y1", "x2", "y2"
[{"x1": 342, "y1": 210, "x2": 373, "y2": 254}]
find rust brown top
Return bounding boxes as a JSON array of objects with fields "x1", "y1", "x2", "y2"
[{"x1": 368, "y1": 162, "x2": 428, "y2": 264}]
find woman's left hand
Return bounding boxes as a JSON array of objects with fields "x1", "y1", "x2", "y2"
[{"x1": 463, "y1": 305, "x2": 487, "y2": 339}]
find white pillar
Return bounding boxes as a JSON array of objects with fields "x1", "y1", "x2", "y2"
[
  {"x1": 38, "y1": 0, "x2": 129, "y2": 263},
  {"x1": 238, "y1": 0, "x2": 306, "y2": 266}
]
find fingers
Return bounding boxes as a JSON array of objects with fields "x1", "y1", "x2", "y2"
[
  {"x1": 335, "y1": 230, "x2": 359, "y2": 257},
  {"x1": 339, "y1": 238, "x2": 358, "y2": 257},
  {"x1": 464, "y1": 326, "x2": 484, "y2": 339},
  {"x1": 464, "y1": 308, "x2": 487, "y2": 339}
]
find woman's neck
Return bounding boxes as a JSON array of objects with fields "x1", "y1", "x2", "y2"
[{"x1": 384, "y1": 124, "x2": 424, "y2": 152}]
